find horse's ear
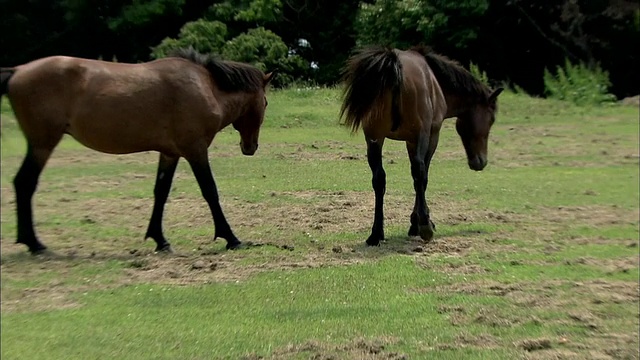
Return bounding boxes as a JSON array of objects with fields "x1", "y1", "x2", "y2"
[
  {"x1": 263, "y1": 71, "x2": 276, "y2": 86},
  {"x1": 488, "y1": 87, "x2": 504, "y2": 103}
]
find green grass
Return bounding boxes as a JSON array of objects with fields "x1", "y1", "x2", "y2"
[{"x1": 1, "y1": 89, "x2": 638, "y2": 359}]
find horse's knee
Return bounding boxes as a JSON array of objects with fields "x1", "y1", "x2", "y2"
[
  {"x1": 13, "y1": 166, "x2": 38, "y2": 195},
  {"x1": 371, "y1": 168, "x2": 386, "y2": 193}
]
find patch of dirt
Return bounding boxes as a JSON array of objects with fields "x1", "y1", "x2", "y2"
[
  {"x1": 620, "y1": 95, "x2": 639, "y2": 107},
  {"x1": 428, "y1": 279, "x2": 640, "y2": 308},
  {"x1": 538, "y1": 205, "x2": 639, "y2": 228},
  {"x1": 3, "y1": 185, "x2": 634, "y2": 313},
  {"x1": 433, "y1": 333, "x2": 501, "y2": 351},
  {"x1": 1, "y1": 283, "x2": 84, "y2": 313},
  {"x1": 521, "y1": 349, "x2": 583, "y2": 360},
  {"x1": 561, "y1": 256, "x2": 639, "y2": 274},
  {"x1": 418, "y1": 278, "x2": 639, "y2": 357},
  {"x1": 241, "y1": 337, "x2": 406, "y2": 360},
  {"x1": 516, "y1": 338, "x2": 553, "y2": 352},
  {"x1": 0, "y1": 183, "x2": 506, "y2": 312}
]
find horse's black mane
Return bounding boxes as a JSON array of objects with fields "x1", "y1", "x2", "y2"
[
  {"x1": 170, "y1": 47, "x2": 264, "y2": 93},
  {"x1": 410, "y1": 45, "x2": 489, "y2": 98}
]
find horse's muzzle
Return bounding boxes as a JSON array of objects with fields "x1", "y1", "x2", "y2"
[
  {"x1": 468, "y1": 155, "x2": 487, "y2": 171},
  {"x1": 240, "y1": 143, "x2": 258, "y2": 156}
]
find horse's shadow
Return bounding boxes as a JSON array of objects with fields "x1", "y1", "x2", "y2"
[
  {"x1": 1, "y1": 225, "x2": 488, "y2": 265},
  {"x1": 347, "y1": 224, "x2": 490, "y2": 258},
  {"x1": 0, "y1": 246, "x2": 189, "y2": 265},
  {"x1": 0, "y1": 240, "x2": 293, "y2": 265}
]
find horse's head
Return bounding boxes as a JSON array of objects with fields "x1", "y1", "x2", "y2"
[
  {"x1": 233, "y1": 71, "x2": 275, "y2": 156},
  {"x1": 455, "y1": 87, "x2": 503, "y2": 171}
]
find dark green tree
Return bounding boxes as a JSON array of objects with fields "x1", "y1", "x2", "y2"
[{"x1": 354, "y1": 0, "x2": 489, "y2": 56}]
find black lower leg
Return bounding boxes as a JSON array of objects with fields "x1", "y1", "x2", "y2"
[
  {"x1": 13, "y1": 146, "x2": 47, "y2": 253},
  {"x1": 407, "y1": 136, "x2": 434, "y2": 241},
  {"x1": 145, "y1": 154, "x2": 179, "y2": 252},
  {"x1": 188, "y1": 158, "x2": 240, "y2": 249},
  {"x1": 366, "y1": 139, "x2": 386, "y2": 246}
]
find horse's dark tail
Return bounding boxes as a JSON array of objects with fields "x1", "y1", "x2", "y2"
[
  {"x1": 1, "y1": 68, "x2": 16, "y2": 136},
  {"x1": 340, "y1": 46, "x2": 403, "y2": 134},
  {"x1": 1, "y1": 67, "x2": 15, "y2": 97}
]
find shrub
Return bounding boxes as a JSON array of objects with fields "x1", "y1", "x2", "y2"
[
  {"x1": 151, "y1": 23, "x2": 307, "y2": 87},
  {"x1": 469, "y1": 62, "x2": 489, "y2": 86},
  {"x1": 150, "y1": 20, "x2": 227, "y2": 59},
  {"x1": 543, "y1": 59, "x2": 616, "y2": 106},
  {"x1": 222, "y1": 27, "x2": 309, "y2": 87}
]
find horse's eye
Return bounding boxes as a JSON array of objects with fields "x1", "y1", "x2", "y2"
[{"x1": 264, "y1": 97, "x2": 268, "y2": 108}]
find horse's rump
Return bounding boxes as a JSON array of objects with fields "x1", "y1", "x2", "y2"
[
  {"x1": 339, "y1": 46, "x2": 403, "y2": 137},
  {"x1": 340, "y1": 46, "x2": 448, "y2": 141}
]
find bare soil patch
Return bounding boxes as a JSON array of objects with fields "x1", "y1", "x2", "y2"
[
  {"x1": 4, "y1": 185, "x2": 634, "y2": 313},
  {"x1": 421, "y1": 279, "x2": 639, "y2": 358},
  {"x1": 241, "y1": 337, "x2": 407, "y2": 360},
  {"x1": 538, "y1": 205, "x2": 639, "y2": 228}
]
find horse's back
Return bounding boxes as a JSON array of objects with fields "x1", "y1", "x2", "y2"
[
  {"x1": 386, "y1": 50, "x2": 446, "y2": 141},
  {"x1": 7, "y1": 56, "x2": 221, "y2": 155}
]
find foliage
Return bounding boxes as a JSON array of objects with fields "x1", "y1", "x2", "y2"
[
  {"x1": 107, "y1": 0, "x2": 185, "y2": 31},
  {"x1": 234, "y1": 0, "x2": 282, "y2": 23},
  {"x1": 543, "y1": 59, "x2": 616, "y2": 106},
  {"x1": 223, "y1": 27, "x2": 309, "y2": 87},
  {"x1": 151, "y1": 20, "x2": 228, "y2": 59},
  {"x1": 151, "y1": 22, "x2": 308, "y2": 87},
  {"x1": 0, "y1": 0, "x2": 638, "y2": 96},
  {"x1": 354, "y1": 0, "x2": 489, "y2": 50},
  {"x1": 469, "y1": 62, "x2": 489, "y2": 87}
]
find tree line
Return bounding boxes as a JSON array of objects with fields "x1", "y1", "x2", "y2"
[{"x1": 1, "y1": 0, "x2": 637, "y2": 97}]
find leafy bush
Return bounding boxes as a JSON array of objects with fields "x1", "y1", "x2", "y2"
[
  {"x1": 151, "y1": 22, "x2": 307, "y2": 87},
  {"x1": 543, "y1": 59, "x2": 616, "y2": 106},
  {"x1": 469, "y1": 62, "x2": 489, "y2": 86},
  {"x1": 222, "y1": 27, "x2": 309, "y2": 87},
  {"x1": 151, "y1": 19, "x2": 227, "y2": 59},
  {"x1": 355, "y1": 0, "x2": 489, "y2": 49}
]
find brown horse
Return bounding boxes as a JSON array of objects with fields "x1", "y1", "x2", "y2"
[
  {"x1": 1, "y1": 48, "x2": 274, "y2": 254},
  {"x1": 340, "y1": 45, "x2": 503, "y2": 246}
]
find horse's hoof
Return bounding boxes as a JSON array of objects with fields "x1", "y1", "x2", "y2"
[
  {"x1": 408, "y1": 224, "x2": 418, "y2": 236},
  {"x1": 365, "y1": 234, "x2": 383, "y2": 246},
  {"x1": 30, "y1": 247, "x2": 52, "y2": 256},
  {"x1": 419, "y1": 224, "x2": 435, "y2": 243},
  {"x1": 155, "y1": 244, "x2": 174, "y2": 253},
  {"x1": 226, "y1": 241, "x2": 243, "y2": 250}
]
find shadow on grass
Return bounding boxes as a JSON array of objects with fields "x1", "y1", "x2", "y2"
[{"x1": 1, "y1": 222, "x2": 494, "y2": 269}]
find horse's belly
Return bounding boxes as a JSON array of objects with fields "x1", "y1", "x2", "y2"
[{"x1": 66, "y1": 125, "x2": 170, "y2": 155}]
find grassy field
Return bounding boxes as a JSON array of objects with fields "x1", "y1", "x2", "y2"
[{"x1": 1, "y1": 88, "x2": 638, "y2": 359}]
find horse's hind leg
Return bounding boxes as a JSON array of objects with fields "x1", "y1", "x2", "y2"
[
  {"x1": 406, "y1": 133, "x2": 434, "y2": 242},
  {"x1": 185, "y1": 148, "x2": 241, "y2": 250},
  {"x1": 145, "y1": 153, "x2": 179, "y2": 252},
  {"x1": 14, "y1": 145, "x2": 58, "y2": 254},
  {"x1": 366, "y1": 138, "x2": 386, "y2": 246}
]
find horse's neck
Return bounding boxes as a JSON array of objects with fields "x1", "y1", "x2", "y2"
[
  {"x1": 220, "y1": 92, "x2": 252, "y2": 125},
  {"x1": 443, "y1": 93, "x2": 464, "y2": 118},
  {"x1": 442, "y1": 93, "x2": 477, "y2": 119}
]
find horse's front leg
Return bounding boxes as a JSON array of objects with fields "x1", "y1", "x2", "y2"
[
  {"x1": 185, "y1": 147, "x2": 242, "y2": 250},
  {"x1": 366, "y1": 138, "x2": 386, "y2": 246},
  {"x1": 406, "y1": 132, "x2": 434, "y2": 242}
]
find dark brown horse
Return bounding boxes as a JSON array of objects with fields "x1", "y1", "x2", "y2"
[
  {"x1": 340, "y1": 45, "x2": 503, "y2": 246},
  {"x1": 1, "y1": 48, "x2": 274, "y2": 254}
]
